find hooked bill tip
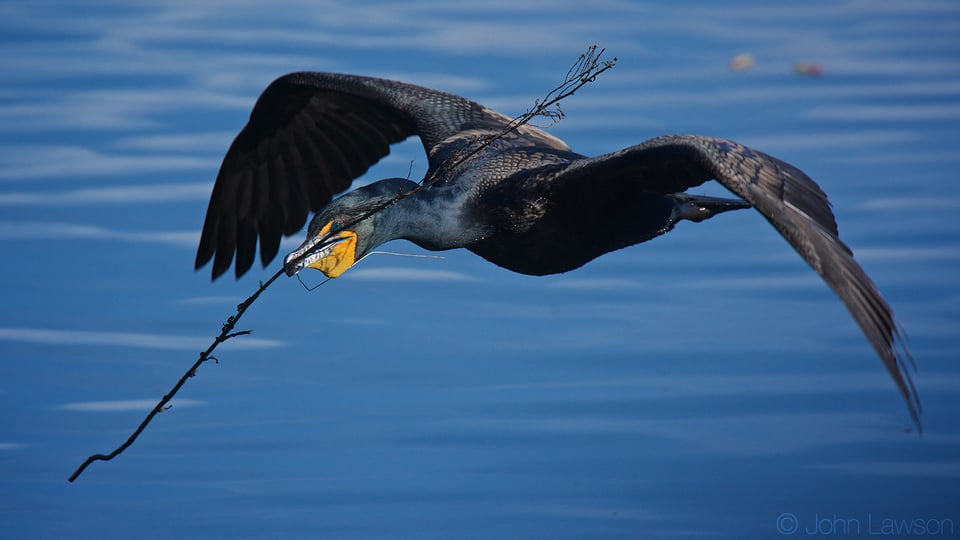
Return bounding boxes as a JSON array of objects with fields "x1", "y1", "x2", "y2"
[
  {"x1": 282, "y1": 249, "x2": 304, "y2": 277},
  {"x1": 282, "y1": 256, "x2": 302, "y2": 277}
]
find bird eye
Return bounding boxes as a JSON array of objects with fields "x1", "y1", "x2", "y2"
[{"x1": 330, "y1": 220, "x2": 344, "y2": 234}]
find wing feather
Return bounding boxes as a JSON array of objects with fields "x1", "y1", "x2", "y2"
[
  {"x1": 559, "y1": 134, "x2": 920, "y2": 428},
  {"x1": 196, "y1": 72, "x2": 511, "y2": 279}
]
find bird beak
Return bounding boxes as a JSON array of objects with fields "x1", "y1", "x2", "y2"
[{"x1": 283, "y1": 224, "x2": 358, "y2": 278}]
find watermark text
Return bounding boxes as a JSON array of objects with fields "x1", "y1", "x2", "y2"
[{"x1": 776, "y1": 512, "x2": 956, "y2": 536}]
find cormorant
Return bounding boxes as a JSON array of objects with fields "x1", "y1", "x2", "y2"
[{"x1": 195, "y1": 72, "x2": 920, "y2": 428}]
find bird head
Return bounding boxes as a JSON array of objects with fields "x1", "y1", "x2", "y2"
[{"x1": 283, "y1": 178, "x2": 417, "y2": 278}]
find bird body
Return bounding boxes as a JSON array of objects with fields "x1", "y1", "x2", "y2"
[{"x1": 196, "y1": 71, "x2": 920, "y2": 428}]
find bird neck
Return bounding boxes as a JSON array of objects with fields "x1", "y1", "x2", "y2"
[{"x1": 366, "y1": 180, "x2": 482, "y2": 252}]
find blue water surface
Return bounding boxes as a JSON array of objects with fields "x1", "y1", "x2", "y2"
[{"x1": 1, "y1": 2, "x2": 958, "y2": 538}]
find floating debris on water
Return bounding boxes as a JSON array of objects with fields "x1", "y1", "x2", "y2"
[
  {"x1": 793, "y1": 62, "x2": 824, "y2": 76},
  {"x1": 729, "y1": 52, "x2": 755, "y2": 72}
]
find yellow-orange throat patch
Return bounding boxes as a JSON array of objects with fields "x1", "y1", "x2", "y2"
[{"x1": 306, "y1": 222, "x2": 357, "y2": 278}]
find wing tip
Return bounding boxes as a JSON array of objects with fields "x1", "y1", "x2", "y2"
[{"x1": 895, "y1": 335, "x2": 923, "y2": 435}]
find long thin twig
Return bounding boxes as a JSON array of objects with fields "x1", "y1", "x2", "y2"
[
  {"x1": 69, "y1": 45, "x2": 615, "y2": 482},
  {"x1": 68, "y1": 268, "x2": 284, "y2": 482}
]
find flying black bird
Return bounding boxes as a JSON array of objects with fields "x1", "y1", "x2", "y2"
[{"x1": 195, "y1": 72, "x2": 920, "y2": 428}]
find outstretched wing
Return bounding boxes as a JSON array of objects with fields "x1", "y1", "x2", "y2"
[
  {"x1": 196, "y1": 72, "x2": 537, "y2": 279},
  {"x1": 557, "y1": 134, "x2": 921, "y2": 428}
]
